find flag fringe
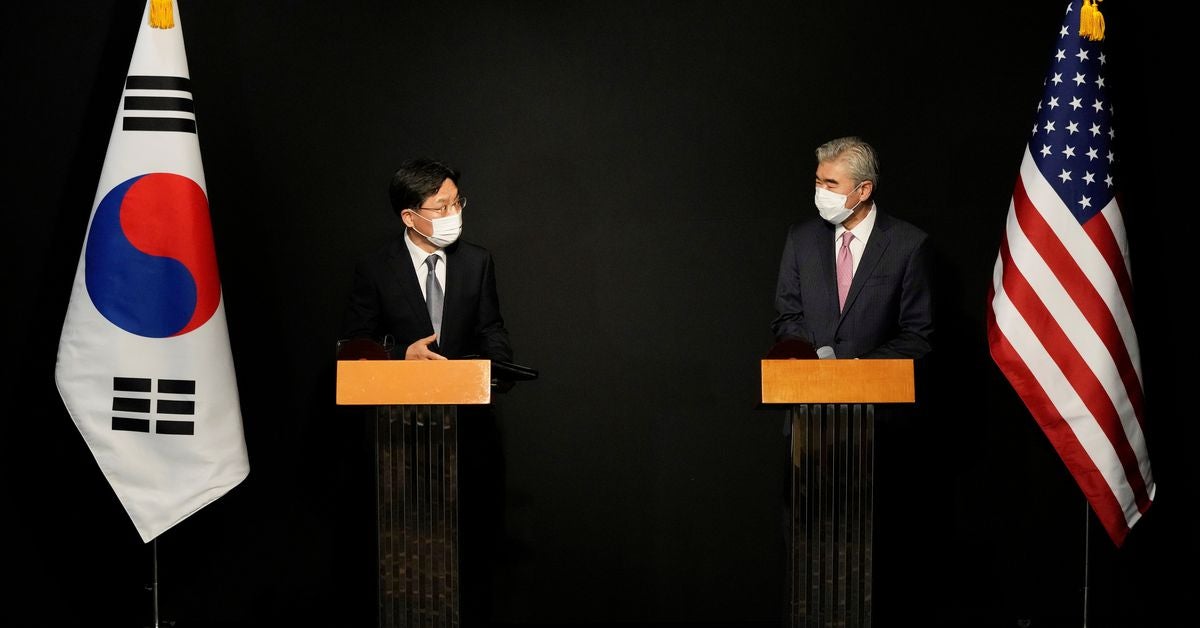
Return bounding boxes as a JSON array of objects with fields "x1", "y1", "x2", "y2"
[
  {"x1": 149, "y1": 0, "x2": 175, "y2": 30},
  {"x1": 1079, "y1": 0, "x2": 1106, "y2": 41}
]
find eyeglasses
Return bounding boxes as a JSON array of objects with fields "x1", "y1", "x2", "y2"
[{"x1": 414, "y1": 196, "x2": 467, "y2": 214}]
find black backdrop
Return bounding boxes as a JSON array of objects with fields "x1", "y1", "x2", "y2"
[{"x1": 3, "y1": 2, "x2": 1189, "y2": 627}]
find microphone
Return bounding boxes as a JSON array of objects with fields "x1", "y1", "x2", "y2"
[{"x1": 816, "y1": 346, "x2": 836, "y2": 360}]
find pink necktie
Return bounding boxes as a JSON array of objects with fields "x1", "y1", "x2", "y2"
[{"x1": 837, "y1": 231, "x2": 854, "y2": 312}]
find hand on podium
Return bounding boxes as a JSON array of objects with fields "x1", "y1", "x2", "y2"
[{"x1": 405, "y1": 333, "x2": 447, "y2": 360}]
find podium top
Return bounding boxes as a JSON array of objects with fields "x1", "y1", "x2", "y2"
[
  {"x1": 761, "y1": 359, "x2": 914, "y2": 404},
  {"x1": 336, "y1": 359, "x2": 491, "y2": 405}
]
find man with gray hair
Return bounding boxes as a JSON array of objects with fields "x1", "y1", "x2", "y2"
[
  {"x1": 771, "y1": 137, "x2": 935, "y2": 622},
  {"x1": 771, "y1": 136, "x2": 933, "y2": 358}
]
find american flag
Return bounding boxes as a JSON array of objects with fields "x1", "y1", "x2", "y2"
[{"x1": 986, "y1": 1, "x2": 1153, "y2": 547}]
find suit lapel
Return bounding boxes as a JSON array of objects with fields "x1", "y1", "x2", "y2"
[
  {"x1": 838, "y1": 212, "x2": 892, "y2": 322},
  {"x1": 388, "y1": 236, "x2": 435, "y2": 335}
]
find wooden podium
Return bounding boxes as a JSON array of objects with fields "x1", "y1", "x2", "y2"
[
  {"x1": 761, "y1": 359, "x2": 914, "y2": 628},
  {"x1": 337, "y1": 359, "x2": 492, "y2": 628}
]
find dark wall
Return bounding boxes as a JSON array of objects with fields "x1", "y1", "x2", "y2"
[{"x1": 4, "y1": 2, "x2": 1187, "y2": 627}]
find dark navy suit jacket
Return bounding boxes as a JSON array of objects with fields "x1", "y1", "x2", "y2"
[
  {"x1": 342, "y1": 235, "x2": 513, "y2": 361},
  {"x1": 771, "y1": 209, "x2": 933, "y2": 359}
]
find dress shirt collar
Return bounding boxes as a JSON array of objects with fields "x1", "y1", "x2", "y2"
[
  {"x1": 403, "y1": 228, "x2": 445, "y2": 271},
  {"x1": 835, "y1": 204, "x2": 878, "y2": 244}
]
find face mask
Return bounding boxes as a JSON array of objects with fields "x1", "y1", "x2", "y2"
[
  {"x1": 814, "y1": 182, "x2": 864, "y2": 225},
  {"x1": 408, "y1": 210, "x2": 463, "y2": 248}
]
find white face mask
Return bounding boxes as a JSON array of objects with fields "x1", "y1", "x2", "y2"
[
  {"x1": 408, "y1": 210, "x2": 463, "y2": 248},
  {"x1": 814, "y1": 182, "x2": 864, "y2": 225}
]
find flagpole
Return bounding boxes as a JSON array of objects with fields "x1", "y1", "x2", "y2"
[
  {"x1": 1081, "y1": 499, "x2": 1090, "y2": 628},
  {"x1": 151, "y1": 538, "x2": 160, "y2": 628}
]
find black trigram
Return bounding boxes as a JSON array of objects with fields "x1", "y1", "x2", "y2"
[
  {"x1": 111, "y1": 377, "x2": 196, "y2": 435},
  {"x1": 121, "y1": 75, "x2": 196, "y2": 134}
]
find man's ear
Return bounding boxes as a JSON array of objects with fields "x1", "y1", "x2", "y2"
[
  {"x1": 858, "y1": 180, "x2": 874, "y2": 203},
  {"x1": 399, "y1": 210, "x2": 414, "y2": 229}
]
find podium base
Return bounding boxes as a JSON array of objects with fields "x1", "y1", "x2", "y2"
[
  {"x1": 375, "y1": 404, "x2": 460, "y2": 628},
  {"x1": 788, "y1": 404, "x2": 874, "y2": 628}
]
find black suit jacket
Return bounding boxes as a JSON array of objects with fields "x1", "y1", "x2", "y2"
[
  {"x1": 771, "y1": 210, "x2": 933, "y2": 359},
  {"x1": 342, "y1": 235, "x2": 513, "y2": 361}
]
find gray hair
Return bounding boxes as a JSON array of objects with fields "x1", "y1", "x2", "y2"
[{"x1": 815, "y1": 137, "x2": 879, "y2": 188}]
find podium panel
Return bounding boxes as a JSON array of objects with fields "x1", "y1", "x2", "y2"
[
  {"x1": 376, "y1": 404, "x2": 459, "y2": 628},
  {"x1": 337, "y1": 360, "x2": 490, "y2": 628},
  {"x1": 762, "y1": 359, "x2": 913, "y2": 404},
  {"x1": 337, "y1": 360, "x2": 491, "y2": 405},
  {"x1": 789, "y1": 404, "x2": 873, "y2": 628}
]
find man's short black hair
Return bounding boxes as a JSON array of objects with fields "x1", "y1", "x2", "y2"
[{"x1": 389, "y1": 159, "x2": 460, "y2": 216}]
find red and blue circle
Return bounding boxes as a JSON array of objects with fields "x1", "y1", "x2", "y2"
[{"x1": 85, "y1": 173, "x2": 221, "y2": 338}]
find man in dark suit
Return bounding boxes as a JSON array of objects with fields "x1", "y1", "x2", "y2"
[
  {"x1": 772, "y1": 137, "x2": 933, "y2": 623},
  {"x1": 343, "y1": 158, "x2": 512, "y2": 362},
  {"x1": 772, "y1": 136, "x2": 932, "y2": 358},
  {"x1": 342, "y1": 158, "x2": 511, "y2": 626}
]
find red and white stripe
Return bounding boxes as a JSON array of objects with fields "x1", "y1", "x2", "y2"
[{"x1": 987, "y1": 146, "x2": 1153, "y2": 546}]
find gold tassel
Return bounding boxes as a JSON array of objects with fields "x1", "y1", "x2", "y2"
[
  {"x1": 1079, "y1": 0, "x2": 1106, "y2": 42},
  {"x1": 149, "y1": 0, "x2": 175, "y2": 30}
]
